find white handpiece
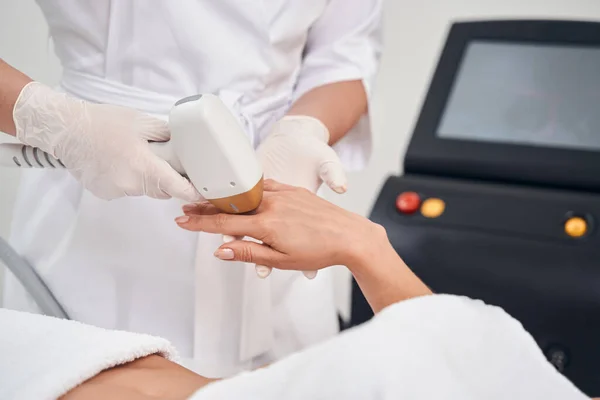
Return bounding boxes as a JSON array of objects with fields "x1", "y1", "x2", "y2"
[
  {"x1": 0, "y1": 141, "x2": 187, "y2": 173},
  {"x1": 169, "y1": 94, "x2": 263, "y2": 214},
  {"x1": 0, "y1": 94, "x2": 264, "y2": 214},
  {"x1": 0, "y1": 142, "x2": 65, "y2": 169},
  {"x1": 0, "y1": 141, "x2": 184, "y2": 173}
]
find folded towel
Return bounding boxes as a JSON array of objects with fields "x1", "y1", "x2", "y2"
[
  {"x1": 191, "y1": 295, "x2": 588, "y2": 400},
  {"x1": 0, "y1": 308, "x2": 177, "y2": 400}
]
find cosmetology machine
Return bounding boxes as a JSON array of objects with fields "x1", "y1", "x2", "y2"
[
  {"x1": 349, "y1": 20, "x2": 600, "y2": 396},
  {"x1": 0, "y1": 94, "x2": 264, "y2": 318}
]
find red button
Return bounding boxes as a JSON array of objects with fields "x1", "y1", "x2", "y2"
[{"x1": 396, "y1": 192, "x2": 421, "y2": 214}]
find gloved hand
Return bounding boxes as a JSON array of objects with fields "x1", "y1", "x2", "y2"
[
  {"x1": 244, "y1": 115, "x2": 347, "y2": 279},
  {"x1": 13, "y1": 82, "x2": 202, "y2": 202}
]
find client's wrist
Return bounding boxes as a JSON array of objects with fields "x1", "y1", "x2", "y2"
[
  {"x1": 345, "y1": 222, "x2": 433, "y2": 313},
  {"x1": 344, "y1": 221, "x2": 393, "y2": 275}
]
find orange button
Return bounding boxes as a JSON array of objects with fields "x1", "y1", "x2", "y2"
[
  {"x1": 396, "y1": 192, "x2": 421, "y2": 214},
  {"x1": 421, "y1": 198, "x2": 445, "y2": 218},
  {"x1": 564, "y1": 216, "x2": 587, "y2": 238}
]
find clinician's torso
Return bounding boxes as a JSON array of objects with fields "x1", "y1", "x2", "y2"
[
  {"x1": 5, "y1": 0, "x2": 338, "y2": 377},
  {"x1": 39, "y1": 0, "x2": 326, "y2": 136}
]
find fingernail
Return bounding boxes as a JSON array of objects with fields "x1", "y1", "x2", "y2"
[
  {"x1": 332, "y1": 184, "x2": 347, "y2": 194},
  {"x1": 223, "y1": 235, "x2": 236, "y2": 243},
  {"x1": 214, "y1": 248, "x2": 235, "y2": 260},
  {"x1": 303, "y1": 271, "x2": 318, "y2": 280},
  {"x1": 256, "y1": 265, "x2": 272, "y2": 279},
  {"x1": 175, "y1": 216, "x2": 190, "y2": 224}
]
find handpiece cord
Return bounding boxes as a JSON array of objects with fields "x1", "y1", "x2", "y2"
[{"x1": 0, "y1": 236, "x2": 69, "y2": 319}]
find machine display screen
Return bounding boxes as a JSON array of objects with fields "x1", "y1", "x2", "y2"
[{"x1": 437, "y1": 41, "x2": 600, "y2": 151}]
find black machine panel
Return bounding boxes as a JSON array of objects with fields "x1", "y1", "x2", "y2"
[
  {"x1": 349, "y1": 20, "x2": 600, "y2": 396},
  {"x1": 405, "y1": 20, "x2": 600, "y2": 192}
]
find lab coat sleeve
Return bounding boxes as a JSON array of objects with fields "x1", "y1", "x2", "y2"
[
  {"x1": 0, "y1": 308, "x2": 177, "y2": 400},
  {"x1": 292, "y1": 0, "x2": 383, "y2": 170}
]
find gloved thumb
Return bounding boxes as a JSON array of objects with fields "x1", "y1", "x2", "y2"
[{"x1": 318, "y1": 150, "x2": 347, "y2": 194}]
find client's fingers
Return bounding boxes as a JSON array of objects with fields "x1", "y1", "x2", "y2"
[
  {"x1": 182, "y1": 201, "x2": 221, "y2": 216},
  {"x1": 175, "y1": 213, "x2": 260, "y2": 238},
  {"x1": 223, "y1": 234, "x2": 244, "y2": 243},
  {"x1": 255, "y1": 265, "x2": 273, "y2": 279},
  {"x1": 221, "y1": 235, "x2": 273, "y2": 278},
  {"x1": 303, "y1": 271, "x2": 318, "y2": 280},
  {"x1": 214, "y1": 241, "x2": 285, "y2": 267}
]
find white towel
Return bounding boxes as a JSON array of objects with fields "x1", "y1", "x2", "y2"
[
  {"x1": 0, "y1": 295, "x2": 590, "y2": 400},
  {"x1": 0, "y1": 308, "x2": 177, "y2": 400},
  {"x1": 192, "y1": 295, "x2": 588, "y2": 400}
]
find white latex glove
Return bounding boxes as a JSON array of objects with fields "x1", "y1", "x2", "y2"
[
  {"x1": 13, "y1": 82, "x2": 202, "y2": 202},
  {"x1": 241, "y1": 115, "x2": 347, "y2": 279}
]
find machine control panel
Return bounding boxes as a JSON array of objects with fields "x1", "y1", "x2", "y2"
[
  {"x1": 387, "y1": 175, "x2": 597, "y2": 243},
  {"x1": 396, "y1": 192, "x2": 446, "y2": 219}
]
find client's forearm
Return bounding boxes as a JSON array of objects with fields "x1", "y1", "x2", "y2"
[
  {"x1": 0, "y1": 59, "x2": 33, "y2": 135},
  {"x1": 348, "y1": 228, "x2": 433, "y2": 314}
]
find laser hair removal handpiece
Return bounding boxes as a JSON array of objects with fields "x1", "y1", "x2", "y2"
[
  {"x1": 0, "y1": 94, "x2": 264, "y2": 319},
  {"x1": 0, "y1": 93, "x2": 264, "y2": 214},
  {"x1": 168, "y1": 94, "x2": 263, "y2": 213}
]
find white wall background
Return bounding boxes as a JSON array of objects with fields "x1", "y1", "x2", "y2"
[{"x1": 1, "y1": 0, "x2": 599, "y2": 305}]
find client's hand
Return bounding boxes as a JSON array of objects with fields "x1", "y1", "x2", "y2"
[
  {"x1": 176, "y1": 179, "x2": 385, "y2": 272},
  {"x1": 177, "y1": 179, "x2": 432, "y2": 314},
  {"x1": 253, "y1": 115, "x2": 347, "y2": 279}
]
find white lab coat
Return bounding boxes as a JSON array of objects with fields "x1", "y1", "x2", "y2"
[{"x1": 3, "y1": 0, "x2": 382, "y2": 377}]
